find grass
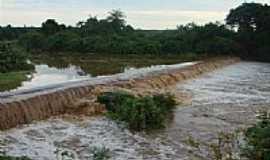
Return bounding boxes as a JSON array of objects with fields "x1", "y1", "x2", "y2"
[
  {"x1": 90, "y1": 146, "x2": 110, "y2": 160},
  {"x1": 241, "y1": 112, "x2": 270, "y2": 160},
  {"x1": 0, "y1": 71, "x2": 31, "y2": 92},
  {"x1": 0, "y1": 156, "x2": 32, "y2": 160},
  {"x1": 97, "y1": 92, "x2": 177, "y2": 131}
]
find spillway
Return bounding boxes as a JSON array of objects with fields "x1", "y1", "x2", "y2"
[
  {"x1": 2, "y1": 58, "x2": 269, "y2": 160},
  {"x1": 0, "y1": 58, "x2": 239, "y2": 130}
]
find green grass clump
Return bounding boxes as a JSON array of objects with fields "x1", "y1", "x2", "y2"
[
  {"x1": 0, "y1": 71, "x2": 30, "y2": 92},
  {"x1": 98, "y1": 92, "x2": 177, "y2": 131},
  {"x1": 90, "y1": 146, "x2": 110, "y2": 160},
  {"x1": 242, "y1": 112, "x2": 270, "y2": 160},
  {"x1": 0, "y1": 156, "x2": 32, "y2": 160}
]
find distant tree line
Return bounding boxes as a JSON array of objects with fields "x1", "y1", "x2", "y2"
[
  {"x1": 1, "y1": 3, "x2": 270, "y2": 61},
  {"x1": 15, "y1": 10, "x2": 236, "y2": 56}
]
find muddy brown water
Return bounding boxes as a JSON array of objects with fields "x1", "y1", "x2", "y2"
[{"x1": 0, "y1": 61, "x2": 269, "y2": 160}]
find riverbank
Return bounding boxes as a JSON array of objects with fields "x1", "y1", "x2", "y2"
[
  {"x1": 0, "y1": 71, "x2": 31, "y2": 92},
  {"x1": 0, "y1": 57, "x2": 239, "y2": 130}
]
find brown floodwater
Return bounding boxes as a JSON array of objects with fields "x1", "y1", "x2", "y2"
[{"x1": 0, "y1": 61, "x2": 269, "y2": 159}]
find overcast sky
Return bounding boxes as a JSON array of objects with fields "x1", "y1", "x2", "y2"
[{"x1": 1, "y1": 0, "x2": 270, "y2": 29}]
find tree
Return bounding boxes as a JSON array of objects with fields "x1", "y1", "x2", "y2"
[
  {"x1": 45, "y1": 31, "x2": 80, "y2": 52},
  {"x1": 226, "y1": 3, "x2": 270, "y2": 60},
  {"x1": 19, "y1": 32, "x2": 45, "y2": 52},
  {"x1": 226, "y1": 3, "x2": 264, "y2": 33},
  {"x1": 107, "y1": 10, "x2": 126, "y2": 32},
  {"x1": 0, "y1": 43, "x2": 33, "y2": 73},
  {"x1": 41, "y1": 19, "x2": 61, "y2": 35}
]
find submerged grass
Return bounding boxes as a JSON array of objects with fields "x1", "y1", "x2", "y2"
[
  {"x1": 0, "y1": 71, "x2": 31, "y2": 92},
  {"x1": 90, "y1": 146, "x2": 111, "y2": 160},
  {"x1": 97, "y1": 92, "x2": 177, "y2": 131}
]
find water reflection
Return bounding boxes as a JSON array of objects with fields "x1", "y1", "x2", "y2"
[{"x1": 2, "y1": 54, "x2": 196, "y2": 92}]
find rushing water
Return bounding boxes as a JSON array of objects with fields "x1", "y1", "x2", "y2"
[{"x1": 0, "y1": 62, "x2": 269, "y2": 159}]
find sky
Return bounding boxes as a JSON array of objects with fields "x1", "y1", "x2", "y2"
[{"x1": 1, "y1": 0, "x2": 270, "y2": 29}]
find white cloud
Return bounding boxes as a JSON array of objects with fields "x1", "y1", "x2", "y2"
[
  {"x1": 126, "y1": 10, "x2": 227, "y2": 29},
  {"x1": 0, "y1": 7, "x2": 227, "y2": 29}
]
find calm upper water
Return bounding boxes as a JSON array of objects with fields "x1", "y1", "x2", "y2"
[{"x1": 3, "y1": 54, "x2": 194, "y2": 92}]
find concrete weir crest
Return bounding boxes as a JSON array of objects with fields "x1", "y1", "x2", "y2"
[{"x1": 0, "y1": 57, "x2": 240, "y2": 130}]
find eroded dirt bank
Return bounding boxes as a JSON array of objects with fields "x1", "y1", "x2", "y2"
[
  {"x1": 0, "y1": 57, "x2": 239, "y2": 130},
  {"x1": 0, "y1": 61, "x2": 269, "y2": 160}
]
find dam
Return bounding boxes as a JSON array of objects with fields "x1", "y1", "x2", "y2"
[
  {"x1": 0, "y1": 58, "x2": 238, "y2": 130},
  {"x1": 1, "y1": 58, "x2": 269, "y2": 159}
]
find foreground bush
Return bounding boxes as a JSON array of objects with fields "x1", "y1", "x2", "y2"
[
  {"x1": 242, "y1": 112, "x2": 270, "y2": 159},
  {"x1": 98, "y1": 92, "x2": 177, "y2": 131}
]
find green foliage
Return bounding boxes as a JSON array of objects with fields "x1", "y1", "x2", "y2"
[
  {"x1": 45, "y1": 31, "x2": 80, "y2": 52},
  {"x1": 0, "y1": 71, "x2": 30, "y2": 92},
  {"x1": 90, "y1": 146, "x2": 110, "y2": 160},
  {"x1": 8, "y1": 9, "x2": 238, "y2": 56},
  {"x1": 3, "y1": 4, "x2": 270, "y2": 61},
  {"x1": 226, "y1": 3, "x2": 270, "y2": 61},
  {"x1": 0, "y1": 155, "x2": 32, "y2": 160},
  {"x1": 0, "y1": 25, "x2": 35, "y2": 41},
  {"x1": 18, "y1": 32, "x2": 45, "y2": 52},
  {"x1": 0, "y1": 43, "x2": 34, "y2": 73},
  {"x1": 41, "y1": 19, "x2": 64, "y2": 36},
  {"x1": 98, "y1": 92, "x2": 177, "y2": 131},
  {"x1": 242, "y1": 112, "x2": 270, "y2": 160}
]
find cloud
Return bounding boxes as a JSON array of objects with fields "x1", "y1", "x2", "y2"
[
  {"x1": 126, "y1": 10, "x2": 227, "y2": 29},
  {"x1": 1, "y1": 0, "x2": 269, "y2": 29},
  {"x1": 0, "y1": 7, "x2": 227, "y2": 29}
]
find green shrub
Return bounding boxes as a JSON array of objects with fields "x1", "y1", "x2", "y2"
[
  {"x1": 18, "y1": 32, "x2": 45, "y2": 52},
  {"x1": 242, "y1": 112, "x2": 270, "y2": 160},
  {"x1": 90, "y1": 146, "x2": 110, "y2": 160},
  {"x1": 97, "y1": 92, "x2": 177, "y2": 131},
  {"x1": 0, "y1": 43, "x2": 34, "y2": 73},
  {"x1": 45, "y1": 31, "x2": 80, "y2": 52}
]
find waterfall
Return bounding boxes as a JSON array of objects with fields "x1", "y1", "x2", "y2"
[{"x1": 0, "y1": 57, "x2": 240, "y2": 130}]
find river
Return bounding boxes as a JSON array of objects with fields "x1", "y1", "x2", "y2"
[{"x1": 0, "y1": 61, "x2": 269, "y2": 160}]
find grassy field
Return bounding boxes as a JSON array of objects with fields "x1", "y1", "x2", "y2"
[{"x1": 0, "y1": 71, "x2": 30, "y2": 92}]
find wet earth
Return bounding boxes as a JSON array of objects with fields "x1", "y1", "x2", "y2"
[{"x1": 0, "y1": 61, "x2": 270, "y2": 160}]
